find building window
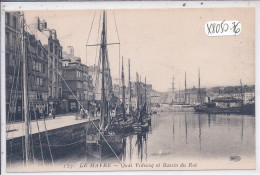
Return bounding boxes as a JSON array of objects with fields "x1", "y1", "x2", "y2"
[
  {"x1": 50, "y1": 42, "x2": 53, "y2": 53},
  {"x1": 35, "y1": 61, "x2": 39, "y2": 71},
  {"x1": 31, "y1": 76, "x2": 35, "y2": 83},
  {"x1": 38, "y1": 47, "x2": 42, "y2": 56},
  {"x1": 55, "y1": 45, "x2": 58, "y2": 55},
  {"x1": 12, "y1": 34, "x2": 16, "y2": 47},
  {"x1": 76, "y1": 70, "x2": 82, "y2": 78},
  {"x1": 59, "y1": 88, "x2": 62, "y2": 98},
  {"x1": 6, "y1": 13, "x2": 10, "y2": 26},
  {"x1": 58, "y1": 62, "x2": 62, "y2": 70},
  {"x1": 39, "y1": 62, "x2": 42, "y2": 72},
  {"x1": 49, "y1": 86, "x2": 52, "y2": 97},
  {"x1": 32, "y1": 60, "x2": 36, "y2": 70},
  {"x1": 42, "y1": 64, "x2": 45, "y2": 73},
  {"x1": 70, "y1": 102, "x2": 76, "y2": 111},
  {"x1": 36, "y1": 77, "x2": 43, "y2": 86},
  {"x1": 53, "y1": 72, "x2": 56, "y2": 83},
  {"x1": 37, "y1": 92, "x2": 43, "y2": 100},
  {"x1": 6, "y1": 31, "x2": 10, "y2": 46},
  {"x1": 13, "y1": 16, "x2": 17, "y2": 29},
  {"x1": 54, "y1": 87, "x2": 57, "y2": 98},
  {"x1": 55, "y1": 59, "x2": 58, "y2": 68},
  {"x1": 64, "y1": 71, "x2": 67, "y2": 78},
  {"x1": 49, "y1": 71, "x2": 53, "y2": 83},
  {"x1": 59, "y1": 50, "x2": 62, "y2": 58}
]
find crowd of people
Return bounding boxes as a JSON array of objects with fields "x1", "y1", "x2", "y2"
[{"x1": 30, "y1": 106, "x2": 56, "y2": 120}]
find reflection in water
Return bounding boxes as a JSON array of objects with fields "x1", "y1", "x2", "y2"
[
  {"x1": 172, "y1": 114, "x2": 175, "y2": 142},
  {"x1": 207, "y1": 113, "x2": 211, "y2": 128},
  {"x1": 198, "y1": 113, "x2": 201, "y2": 151},
  {"x1": 185, "y1": 112, "x2": 188, "y2": 144},
  {"x1": 120, "y1": 111, "x2": 254, "y2": 164},
  {"x1": 241, "y1": 115, "x2": 244, "y2": 144}
]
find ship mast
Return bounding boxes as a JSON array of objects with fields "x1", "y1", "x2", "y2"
[
  {"x1": 185, "y1": 71, "x2": 187, "y2": 104},
  {"x1": 100, "y1": 11, "x2": 107, "y2": 131},
  {"x1": 198, "y1": 68, "x2": 201, "y2": 104},
  {"x1": 136, "y1": 72, "x2": 139, "y2": 111},
  {"x1": 128, "y1": 59, "x2": 132, "y2": 113},
  {"x1": 145, "y1": 77, "x2": 147, "y2": 113},
  {"x1": 121, "y1": 56, "x2": 126, "y2": 118},
  {"x1": 240, "y1": 79, "x2": 244, "y2": 104},
  {"x1": 21, "y1": 13, "x2": 30, "y2": 165},
  {"x1": 172, "y1": 75, "x2": 175, "y2": 94}
]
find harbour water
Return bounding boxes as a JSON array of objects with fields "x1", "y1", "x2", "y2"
[
  {"x1": 8, "y1": 109, "x2": 256, "y2": 171},
  {"x1": 56, "y1": 110, "x2": 255, "y2": 169}
]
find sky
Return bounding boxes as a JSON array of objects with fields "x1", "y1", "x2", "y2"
[{"x1": 24, "y1": 8, "x2": 255, "y2": 92}]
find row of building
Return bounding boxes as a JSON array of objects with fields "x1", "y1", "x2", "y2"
[
  {"x1": 154, "y1": 85, "x2": 254, "y2": 105},
  {"x1": 5, "y1": 12, "x2": 97, "y2": 120},
  {"x1": 5, "y1": 12, "x2": 154, "y2": 120}
]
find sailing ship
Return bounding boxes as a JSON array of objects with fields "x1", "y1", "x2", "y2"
[
  {"x1": 132, "y1": 74, "x2": 151, "y2": 132},
  {"x1": 85, "y1": 11, "x2": 125, "y2": 159}
]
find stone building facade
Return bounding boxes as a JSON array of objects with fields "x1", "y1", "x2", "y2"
[
  {"x1": 26, "y1": 33, "x2": 49, "y2": 113},
  {"x1": 5, "y1": 12, "x2": 22, "y2": 120}
]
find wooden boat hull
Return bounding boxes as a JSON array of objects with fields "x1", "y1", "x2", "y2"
[{"x1": 86, "y1": 134, "x2": 124, "y2": 159}]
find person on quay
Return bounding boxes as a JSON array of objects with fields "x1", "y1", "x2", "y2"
[
  {"x1": 52, "y1": 108, "x2": 56, "y2": 119},
  {"x1": 80, "y1": 108, "x2": 84, "y2": 119},
  {"x1": 36, "y1": 107, "x2": 40, "y2": 120}
]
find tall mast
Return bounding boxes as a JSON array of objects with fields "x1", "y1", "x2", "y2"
[
  {"x1": 172, "y1": 75, "x2": 175, "y2": 94},
  {"x1": 100, "y1": 11, "x2": 107, "y2": 131},
  {"x1": 128, "y1": 59, "x2": 131, "y2": 114},
  {"x1": 179, "y1": 83, "x2": 180, "y2": 103},
  {"x1": 198, "y1": 68, "x2": 201, "y2": 104},
  {"x1": 121, "y1": 56, "x2": 126, "y2": 118},
  {"x1": 136, "y1": 72, "x2": 139, "y2": 110},
  {"x1": 140, "y1": 75, "x2": 142, "y2": 106},
  {"x1": 185, "y1": 71, "x2": 187, "y2": 104},
  {"x1": 21, "y1": 13, "x2": 30, "y2": 164},
  {"x1": 145, "y1": 77, "x2": 147, "y2": 113},
  {"x1": 240, "y1": 79, "x2": 244, "y2": 104},
  {"x1": 145, "y1": 77, "x2": 147, "y2": 104},
  {"x1": 128, "y1": 59, "x2": 131, "y2": 103}
]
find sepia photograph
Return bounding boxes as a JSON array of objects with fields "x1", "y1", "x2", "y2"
[{"x1": 4, "y1": 7, "x2": 255, "y2": 172}]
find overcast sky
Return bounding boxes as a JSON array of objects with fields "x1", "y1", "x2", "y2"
[{"x1": 24, "y1": 8, "x2": 255, "y2": 92}]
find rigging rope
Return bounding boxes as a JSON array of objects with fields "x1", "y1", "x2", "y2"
[
  {"x1": 24, "y1": 24, "x2": 52, "y2": 165},
  {"x1": 93, "y1": 11, "x2": 102, "y2": 88},
  {"x1": 113, "y1": 11, "x2": 121, "y2": 96},
  {"x1": 34, "y1": 109, "x2": 45, "y2": 165},
  {"x1": 25, "y1": 29, "x2": 46, "y2": 165},
  {"x1": 86, "y1": 10, "x2": 96, "y2": 65},
  {"x1": 43, "y1": 117, "x2": 54, "y2": 166},
  {"x1": 7, "y1": 18, "x2": 23, "y2": 165},
  {"x1": 25, "y1": 16, "x2": 122, "y2": 164}
]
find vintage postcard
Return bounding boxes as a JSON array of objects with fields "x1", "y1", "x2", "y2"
[{"x1": 4, "y1": 7, "x2": 255, "y2": 172}]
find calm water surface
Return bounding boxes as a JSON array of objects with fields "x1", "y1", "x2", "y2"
[
  {"x1": 64, "y1": 110, "x2": 255, "y2": 165},
  {"x1": 8, "y1": 110, "x2": 256, "y2": 170},
  {"x1": 122, "y1": 111, "x2": 255, "y2": 164}
]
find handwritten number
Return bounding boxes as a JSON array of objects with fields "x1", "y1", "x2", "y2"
[{"x1": 232, "y1": 22, "x2": 241, "y2": 35}]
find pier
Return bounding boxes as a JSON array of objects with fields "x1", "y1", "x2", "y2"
[
  {"x1": 7, "y1": 114, "x2": 100, "y2": 140},
  {"x1": 6, "y1": 115, "x2": 100, "y2": 164}
]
